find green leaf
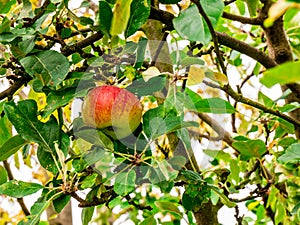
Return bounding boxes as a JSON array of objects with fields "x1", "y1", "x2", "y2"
[
  {"x1": 194, "y1": 97, "x2": 236, "y2": 114},
  {"x1": 80, "y1": 173, "x2": 98, "y2": 189},
  {"x1": 53, "y1": 194, "x2": 71, "y2": 213},
  {"x1": 36, "y1": 117, "x2": 68, "y2": 173},
  {"x1": 179, "y1": 170, "x2": 202, "y2": 183},
  {"x1": 261, "y1": 61, "x2": 300, "y2": 88},
  {"x1": 75, "y1": 128, "x2": 114, "y2": 150},
  {"x1": 155, "y1": 201, "x2": 182, "y2": 218},
  {"x1": 0, "y1": 180, "x2": 43, "y2": 198},
  {"x1": 114, "y1": 169, "x2": 136, "y2": 196},
  {"x1": 291, "y1": 201, "x2": 300, "y2": 215},
  {"x1": 144, "y1": 112, "x2": 198, "y2": 139},
  {"x1": 125, "y1": 0, "x2": 150, "y2": 37},
  {"x1": 229, "y1": 160, "x2": 240, "y2": 184},
  {"x1": 278, "y1": 143, "x2": 300, "y2": 163},
  {"x1": 173, "y1": 1, "x2": 224, "y2": 44},
  {"x1": 173, "y1": 5, "x2": 205, "y2": 42},
  {"x1": 0, "y1": 135, "x2": 27, "y2": 161},
  {"x1": 20, "y1": 191, "x2": 62, "y2": 225},
  {"x1": 0, "y1": 165, "x2": 8, "y2": 185},
  {"x1": 245, "y1": 0, "x2": 259, "y2": 17},
  {"x1": 11, "y1": 36, "x2": 36, "y2": 58},
  {"x1": 139, "y1": 216, "x2": 157, "y2": 225},
  {"x1": 211, "y1": 186, "x2": 236, "y2": 208},
  {"x1": 81, "y1": 207, "x2": 95, "y2": 225},
  {"x1": 0, "y1": 17, "x2": 11, "y2": 34},
  {"x1": 126, "y1": 76, "x2": 167, "y2": 97},
  {"x1": 232, "y1": 139, "x2": 267, "y2": 160},
  {"x1": 180, "y1": 57, "x2": 205, "y2": 67},
  {"x1": 42, "y1": 88, "x2": 76, "y2": 118},
  {"x1": 203, "y1": 149, "x2": 232, "y2": 162},
  {"x1": 0, "y1": 0, "x2": 16, "y2": 14},
  {"x1": 275, "y1": 200, "x2": 285, "y2": 225},
  {"x1": 149, "y1": 159, "x2": 178, "y2": 184},
  {"x1": 20, "y1": 50, "x2": 69, "y2": 87},
  {"x1": 4, "y1": 100, "x2": 52, "y2": 152},
  {"x1": 98, "y1": 1, "x2": 112, "y2": 35},
  {"x1": 0, "y1": 102, "x2": 12, "y2": 146},
  {"x1": 134, "y1": 37, "x2": 148, "y2": 69}
]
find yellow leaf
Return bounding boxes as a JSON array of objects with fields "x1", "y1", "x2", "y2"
[
  {"x1": 110, "y1": 0, "x2": 133, "y2": 36},
  {"x1": 247, "y1": 200, "x2": 260, "y2": 210},
  {"x1": 187, "y1": 65, "x2": 205, "y2": 86},
  {"x1": 127, "y1": 31, "x2": 146, "y2": 43},
  {"x1": 211, "y1": 72, "x2": 228, "y2": 85},
  {"x1": 264, "y1": 0, "x2": 300, "y2": 27},
  {"x1": 142, "y1": 66, "x2": 161, "y2": 82}
]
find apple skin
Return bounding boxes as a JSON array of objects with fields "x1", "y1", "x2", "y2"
[{"x1": 82, "y1": 85, "x2": 143, "y2": 139}]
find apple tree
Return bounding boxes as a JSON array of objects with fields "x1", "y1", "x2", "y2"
[{"x1": 0, "y1": 0, "x2": 300, "y2": 224}]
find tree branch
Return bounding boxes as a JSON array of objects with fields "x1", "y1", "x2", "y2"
[
  {"x1": 70, "y1": 188, "x2": 115, "y2": 208},
  {"x1": 215, "y1": 32, "x2": 277, "y2": 69},
  {"x1": 195, "y1": 112, "x2": 235, "y2": 147},
  {"x1": 0, "y1": 78, "x2": 29, "y2": 101},
  {"x1": 149, "y1": 7, "x2": 278, "y2": 69},
  {"x1": 61, "y1": 32, "x2": 103, "y2": 57},
  {"x1": 222, "y1": 12, "x2": 265, "y2": 25}
]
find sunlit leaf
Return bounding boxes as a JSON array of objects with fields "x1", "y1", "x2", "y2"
[
  {"x1": 142, "y1": 66, "x2": 161, "y2": 82},
  {"x1": 0, "y1": 0, "x2": 17, "y2": 14},
  {"x1": 187, "y1": 65, "x2": 205, "y2": 86},
  {"x1": 75, "y1": 128, "x2": 114, "y2": 150},
  {"x1": 110, "y1": 0, "x2": 133, "y2": 36},
  {"x1": 245, "y1": 0, "x2": 259, "y2": 17},
  {"x1": 261, "y1": 61, "x2": 300, "y2": 87},
  {"x1": 0, "y1": 165, "x2": 8, "y2": 185},
  {"x1": 139, "y1": 216, "x2": 157, "y2": 225},
  {"x1": 194, "y1": 97, "x2": 236, "y2": 114}
]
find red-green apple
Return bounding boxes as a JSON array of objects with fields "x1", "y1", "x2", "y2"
[{"x1": 82, "y1": 85, "x2": 143, "y2": 139}]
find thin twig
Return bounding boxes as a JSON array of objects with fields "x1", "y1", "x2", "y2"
[
  {"x1": 150, "y1": 32, "x2": 169, "y2": 67},
  {"x1": 203, "y1": 80, "x2": 300, "y2": 128},
  {"x1": 191, "y1": 0, "x2": 227, "y2": 75},
  {"x1": 195, "y1": 112, "x2": 235, "y2": 147},
  {"x1": 23, "y1": 0, "x2": 51, "y2": 28}
]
